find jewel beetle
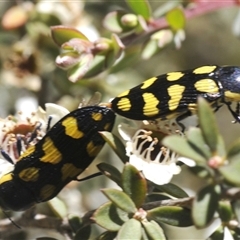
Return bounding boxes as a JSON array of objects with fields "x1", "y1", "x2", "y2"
[
  {"x1": 110, "y1": 65, "x2": 240, "y2": 122},
  {"x1": 0, "y1": 106, "x2": 115, "y2": 211}
]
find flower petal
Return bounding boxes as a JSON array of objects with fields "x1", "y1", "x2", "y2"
[
  {"x1": 178, "y1": 157, "x2": 196, "y2": 167},
  {"x1": 143, "y1": 162, "x2": 181, "y2": 185}
]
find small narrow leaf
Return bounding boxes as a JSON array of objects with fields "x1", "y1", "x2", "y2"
[
  {"x1": 192, "y1": 184, "x2": 221, "y2": 228},
  {"x1": 99, "y1": 131, "x2": 129, "y2": 163},
  {"x1": 141, "y1": 39, "x2": 159, "y2": 60},
  {"x1": 51, "y1": 26, "x2": 88, "y2": 46},
  {"x1": 68, "y1": 215, "x2": 82, "y2": 233},
  {"x1": 125, "y1": 0, "x2": 151, "y2": 20},
  {"x1": 232, "y1": 200, "x2": 240, "y2": 222},
  {"x1": 116, "y1": 219, "x2": 142, "y2": 240},
  {"x1": 147, "y1": 206, "x2": 192, "y2": 227},
  {"x1": 102, "y1": 189, "x2": 137, "y2": 214},
  {"x1": 218, "y1": 201, "x2": 233, "y2": 222},
  {"x1": 97, "y1": 163, "x2": 122, "y2": 187},
  {"x1": 122, "y1": 163, "x2": 147, "y2": 208},
  {"x1": 93, "y1": 202, "x2": 128, "y2": 231},
  {"x1": 162, "y1": 135, "x2": 207, "y2": 164},
  {"x1": 142, "y1": 220, "x2": 166, "y2": 240},
  {"x1": 186, "y1": 127, "x2": 211, "y2": 159},
  {"x1": 74, "y1": 226, "x2": 91, "y2": 240},
  {"x1": 219, "y1": 159, "x2": 240, "y2": 186},
  {"x1": 48, "y1": 197, "x2": 67, "y2": 219},
  {"x1": 166, "y1": 7, "x2": 185, "y2": 31},
  {"x1": 227, "y1": 138, "x2": 240, "y2": 162},
  {"x1": 97, "y1": 231, "x2": 117, "y2": 240},
  {"x1": 197, "y1": 97, "x2": 219, "y2": 153},
  {"x1": 103, "y1": 11, "x2": 127, "y2": 33},
  {"x1": 153, "y1": 183, "x2": 188, "y2": 198}
]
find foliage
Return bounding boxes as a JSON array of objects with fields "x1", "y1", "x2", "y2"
[{"x1": 0, "y1": 0, "x2": 240, "y2": 239}]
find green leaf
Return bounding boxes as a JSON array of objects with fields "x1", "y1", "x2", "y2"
[
  {"x1": 186, "y1": 127, "x2": 211, "y2": 159},
  {"x1": 99, "y1": 131, "x2": 129, "y2": 164},
  {"x1": 232, "y1": 200, "x2": 240, "y2": 222},
  {"x1": 67, "y1": 54, "x2": 93, "y2": 82},
  {"x1": 51, "y1": 26, "x2": 88, "y2": 46},
  {"x1": 166, "y1": 7, "x2": 185, "y2": 31},
  {"x1": 192, "y1": 184, "x2": 221, "y2": 228},
  {"x1": 97, "y1": 163, "x2": 122, "y2": 187},
  {"x1": 111, "y1": 33, "x2": 125, "y2": 59},
  {"x1": 153, "y1": 183, "x2": 189, "y2": 198},
  {"x1": 68, "y1": 214, "x2": 82, "y2": 233},
  {"x1": 162, "y1": 135, "x2": 207, "y2": 164},
  {"x1": 116, "y1": 219, "x2": 142, "y2": 240},
  {"x1": 125, "y1": 0, "x2": 151, "y2": 20},
  {"x1": 219, "y1": 158, "x2": 240, "y2": 186},
  {"x1": 218, "y1": 201, "x2": 233, "y2": 222},
  {"x1": 74, "y1": 225, "x2": 91, "y2": 240},
  {"x1": 122, "y1": 163, "x2": 147, "y2": 208},
  {"x1": 110, "y1": 46, "x2": 140, "y2": 73},
  {"x1": 147, "y1": 206, "x2": 192, "y2": 227},
  {"x1": 216, "y1": 135, "x2": 226, "y2": 158},
  {"x1": 197, "y1": 97, "x2": 219, "y2": 153},
  {"x1": 48, "y1": 197, "x2": 67, "y2": 219},
  {"x1": 141, "y1": 39, "x2": 159, "y2": 60},
  {"x1": 142, "y1": 220, "x2": 166, "y2": 240},
  {"x1": 103, "y1": 11, "x2": 128, "y2": 33},
  {"x1": 102, "y1": 189, "x2": 137, "y2": 214},
  {"x1": 97, "y1": 231, "x2": 117, "y2": 240},
  {"x1": 94, "y1": 202, "x2": 129, "y2": 231},
  {"x1": 227, "y1": 138, "x2": 240, "y2": 162}
]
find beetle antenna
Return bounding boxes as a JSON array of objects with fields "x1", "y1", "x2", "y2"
[
  {"x1": 1, "y1": 149, "x2": 14, "y2": 165},
  {"x1": 76, "y1": 171, "x2": 102, "y2": 181},
  {"x1": 2, "y1": 210, "x2": 21, "y2": 229}
]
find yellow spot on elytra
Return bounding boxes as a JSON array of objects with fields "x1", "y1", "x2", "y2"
[
  {"x1": 167, "y1": 85, "x2": 185, "y2": 111},
  {"x1": 224, "y1": 91, "x2": 240, "y2": 101},
  {"x1": 61, "y1": 163, "x2": 82, "y2": 181},
  {"x1": 117, "y1": 98, "x2": 131, "y2": 111},
  {"x1": 87, "y1": 141, "x2": 103, "y2": 157},
  {"x1": 18, "y1": 145, "x2": 35, "y2": 161},
  {"x1": 142, "y1": 93, "x2": 160, "y2": 117},
  {"x1": 0, "y1": 173, "x2": 13, "y2": 184},
  {"x1": 18, "y1": 167, "x2": 39, "y2": 182},
  {"x1": 40, "y1": 184, "x2": 56, "y2": 201},
  {"x1": 118, "y1": 89, "x2": 130, "y2": 97},
  {"x1": 92, "y1": 112, "x2": 103, "y2": 121},
  {"x1": 62, "y1": 117, "x2": 84, "y2": 139},
  {"x1": 167, "y1": 72, "x2": 184, "y2": 81},
  {"x1": 193, "y1": 66, "x2": 217, "y2": 74},
  {"x1": 40, "y1": 137, "x2": 62, "y2": 164},
  {"x1": 141, "y1": 77, "x2": 157, "y2": 89},
  {"x1": 194, "y1": 79, "x2": 219, "y2": 93}
]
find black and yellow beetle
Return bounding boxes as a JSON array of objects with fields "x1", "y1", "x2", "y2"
[
  {"x1": 0, "y1": 106, "x2": 115, "y2": 211},
  {"x1": 110, "y1": 65, "x2": 240, "y2": 122}
]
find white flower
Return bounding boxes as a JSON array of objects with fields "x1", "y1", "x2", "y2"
[
  {"x1": 223, "y1": 226, "x2": 234, "y2": 240},
  {"x1": 118, "y1": 119, "x2": 195, "y2": 185},
  {"x1": 161, "y1": 217, "x2": 221, "y2": 240}
]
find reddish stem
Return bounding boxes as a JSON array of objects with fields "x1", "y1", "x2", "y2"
[
  {"x1": 150, "y1": 0, "x2": 239, "y2": 31},
  {"x1": 122, "y1": 1, "x2": 239, "y2": 45}
]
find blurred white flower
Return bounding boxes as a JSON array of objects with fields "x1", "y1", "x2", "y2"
[{"x1": 0, "y1": 103, "x2": 69, "y2": 164}]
